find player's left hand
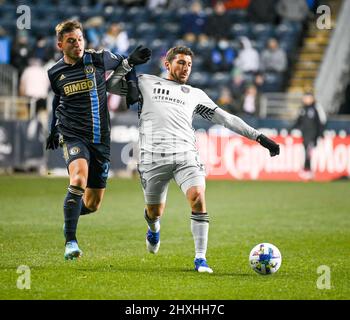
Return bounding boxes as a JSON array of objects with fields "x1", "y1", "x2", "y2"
[
  {"x1": 127, "y1": 45, "x2": 152, "y2": 66},
  {"x1": 257, "y1": 134, "x2": 280, "y2": 157},
  {"x1": 46, "y1": 128, "x2": 59, "y2": 150}
]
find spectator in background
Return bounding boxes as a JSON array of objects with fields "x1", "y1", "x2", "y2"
[
  {"x1": 260, "y1": 38, "x2": 287, "y2": 73},
  {"x1": 85, "y1": 16, "x2": 105, "y2": 50},
  {"x1": 240, "y1": 84, "x2": 261, "y2": 119},
  {"x1": 205, "y1": 1, "x2": 232, "y2": 40},
  {"x1": 11, "y1": 31, "x2": 31, "y2": 76},
  {"x1": 306, "y1": 0, "x2": 320, "y2": 13},
  {"x1": 146, "y1": 0, "x2": 168, "y2": 9},
  {"x1": 32, "y1": 36, "x2": 54, "y2": 63},
  {"x1": 168, "y1": 0, "x2": 197, "y2": 10},
  {"x1": 0, "y1": 26, "x2": 11, "y2": 65},
  {"x1": 19, "y1": 57, "x2": 50, "y2": 117},
  {"x1": 291, "y1": 92, "x2": 326, "y2": 179},
  {"x1": 276, "y1": 0, "x2": 310, "y2": 24},
  {"x1": 234, "y1": 37, "x2": 259, "y2": 75},
  {"x1": 216, "y1": 86, "x2": 238, "y2": 114},
  {"x1": 206, "y1": 38, "x2": 235, "y2": 72},
  {"x1": 254, "y1": 72, "x2": 265, "y2": 92},
  {"x1": 181, "y1": 1, "x2": 207, "y2": 43},
  {"x1": 247, "y1": 0, "x2": 278, "y2": 24},
  {"x1": 230, "y1": 68, "x2": 246, "y2": 101},
  {"x1": 102, "y1": 23, "x2": 129, "y2": 56}
]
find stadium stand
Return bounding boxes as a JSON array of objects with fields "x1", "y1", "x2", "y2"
[
  {"x1": 2, "y1": 1, "x2": 303, "y2": 90},
  {"x1": 0, "y1": 0, "x2": 348, "y2": 121}
]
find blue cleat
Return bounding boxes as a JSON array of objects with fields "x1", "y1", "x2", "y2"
[
  {"x1": 146, "y1": 228, "x2": 160, "y2": 254},
  {"x1": 64, "y1": 240, "x2": 83, "y2": 260},
  {"x1": 194, "y1": 258, "x2": 213, "y2": 273}
]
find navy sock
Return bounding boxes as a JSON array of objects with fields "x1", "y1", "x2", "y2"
[
  {"x1": 80, "y1": 201, "x2": 93, "y2": 215},
  {"x1": 64, "y1": 185, "x2": 84, "y2": 243}
]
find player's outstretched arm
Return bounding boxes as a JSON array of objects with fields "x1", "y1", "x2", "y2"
[
  {"x1": 106, "y1": 67, "x2": 140, "y2": 107},
  {"x1": 106, "y1": 45, "x2": 151, "y2": 96},
  {"x1": 104, "y1": 45, "x2": 150, "y2": 88},
  {"x1": 210, "y1": 107, "x2": 260, "y2": 140},
  {"x1": 211, "y1": 107, "x2": 280, "y2": 157}
]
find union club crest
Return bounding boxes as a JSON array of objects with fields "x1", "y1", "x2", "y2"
[
  {"x1": 69, "y1": 146, "x2": 81, "y2": 156},
  {"x1": 181, "y1": 86, "x2": 190, "y2": 93},
  {"x1": 84, "y1": 64, "x2": 95, "y2": 74}
]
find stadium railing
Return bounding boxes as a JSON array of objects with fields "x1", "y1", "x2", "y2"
[
  {"x1": 0, "y1": 64, "x2": 18, "y2": 97},
  {"x1": 260, "y1": 92, "x2": 303, "y2": 119},
  {"x1": 0, "y1": 96, "x2": 36, "y2": 120}
]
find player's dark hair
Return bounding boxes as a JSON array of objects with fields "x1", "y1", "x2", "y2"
[
  {"x1": 165, "y1": 46, "x2": 194, "y2": 62},
  {"x1": 55, "y1": 20, "x2": 83, "y2": 41}
]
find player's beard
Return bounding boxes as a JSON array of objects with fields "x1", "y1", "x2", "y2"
[
  {"x1": 172, "y1": 72, "x2": 188, "y2": 84},
  {"x1": 66, "y1": 49, "x2": 83, "y2": 64}
]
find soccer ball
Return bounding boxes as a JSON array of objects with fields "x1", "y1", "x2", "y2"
[{"x1": 249, "y1": 243, "x2": 282, "y2": 275}]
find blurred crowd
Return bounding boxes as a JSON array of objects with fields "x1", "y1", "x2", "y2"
[{"x1": 0, "y1": 0, "x2": 321, "y2": 117}]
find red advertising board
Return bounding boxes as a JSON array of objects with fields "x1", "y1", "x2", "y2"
[{"x1": 196, "y1": 131, "x2": 350, "y2": 181}]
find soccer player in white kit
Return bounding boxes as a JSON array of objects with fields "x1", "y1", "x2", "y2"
[{"x1": 109, "y1": 46, "x2": 280, "y2": 273}]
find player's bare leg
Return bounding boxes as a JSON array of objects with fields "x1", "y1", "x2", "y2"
[
  {"x1": 144, "y1": 203, "x2": 165, "y2": 254},
  {"x1": 81, "y1": 188, "x2": 106, "y2": 215},
  {"x1": 63, "y1": 158, "x2": 88, "y2": 260},
  {"x1": 186, "y1": 185, "x2": 213, "y2": 273},
  {"x1": 69, "y1": 158, "x2": 88, "y2": 188}
]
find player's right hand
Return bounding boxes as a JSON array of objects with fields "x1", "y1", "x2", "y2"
[
  {"x1": 257, "y1": 134, "x2": 280, "y2": 157},
  {"x1": 46, "y1": 128, "x2": 59, "y2": 150},
  {"x1": 127, "y1": 45, "x2": 152, "y2": 66}
]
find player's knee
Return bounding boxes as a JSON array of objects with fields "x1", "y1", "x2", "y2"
[
  {"x1": 188, "y1": 188, "x2": 204, "y2": 204},
  {"x1": 187, "y1": 188, "x2": 205, "y2": 211},
  {"x1": 70, "y1": 174, "x2": 87, "y2": 189},
  {"x1": 146, "y1": 205, "x2": 164, "y2": 219}
]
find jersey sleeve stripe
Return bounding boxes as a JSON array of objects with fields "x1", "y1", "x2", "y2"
[{"x1": 195, "y1": 104, "x2": 216, "y2": 121}]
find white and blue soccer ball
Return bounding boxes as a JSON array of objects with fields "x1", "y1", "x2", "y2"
[{"x1": 249, "y1": 243, "x2": 282, "y2": 275}]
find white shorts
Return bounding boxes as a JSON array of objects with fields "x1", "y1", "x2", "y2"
[{"x1": 137, "y1": 153, "x2": 206, "y2": 205}]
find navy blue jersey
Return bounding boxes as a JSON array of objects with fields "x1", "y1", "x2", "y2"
[{"x1": 48, "y1": 49, "x2": 124, "y2": 144}]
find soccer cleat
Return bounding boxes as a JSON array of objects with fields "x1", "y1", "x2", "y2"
[
  {"x1": 64, "y1": 240, "x2": 83, "y2": 260},
  {"x1": 194, "y1": 258, "x2": 213, "y2": 273},
  {"x1": 146, "y1": 228, "x2": 160, "y2": 254}
]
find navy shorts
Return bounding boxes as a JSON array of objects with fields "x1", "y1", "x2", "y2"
[{"x1": 60, "y1": 135, "x2": 110, "y2": 189}]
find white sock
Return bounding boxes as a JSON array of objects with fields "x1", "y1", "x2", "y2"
[
  {"x1": 191, "y1": 213, "x2": 209, "y2": 260},
  {"x1": 144, "y1": 209, "x2": 160, "y2": 233}
]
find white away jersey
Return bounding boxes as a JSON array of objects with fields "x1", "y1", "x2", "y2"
[{"x1": 137, "y1": 74, "x2": 260, "y2": 159}]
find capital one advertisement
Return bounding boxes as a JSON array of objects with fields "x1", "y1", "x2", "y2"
[{"x1": 196, "y1": 129, "x2": 350, "y2": 181}]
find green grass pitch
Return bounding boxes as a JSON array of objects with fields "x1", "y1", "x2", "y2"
[{"x1": 0, "y1": 176, "x2": 349, "y2": 300}]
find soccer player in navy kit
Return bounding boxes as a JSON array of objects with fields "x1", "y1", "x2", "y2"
[{"x1": 46, "y1": 20, "x2": 151, "y2": 260}]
